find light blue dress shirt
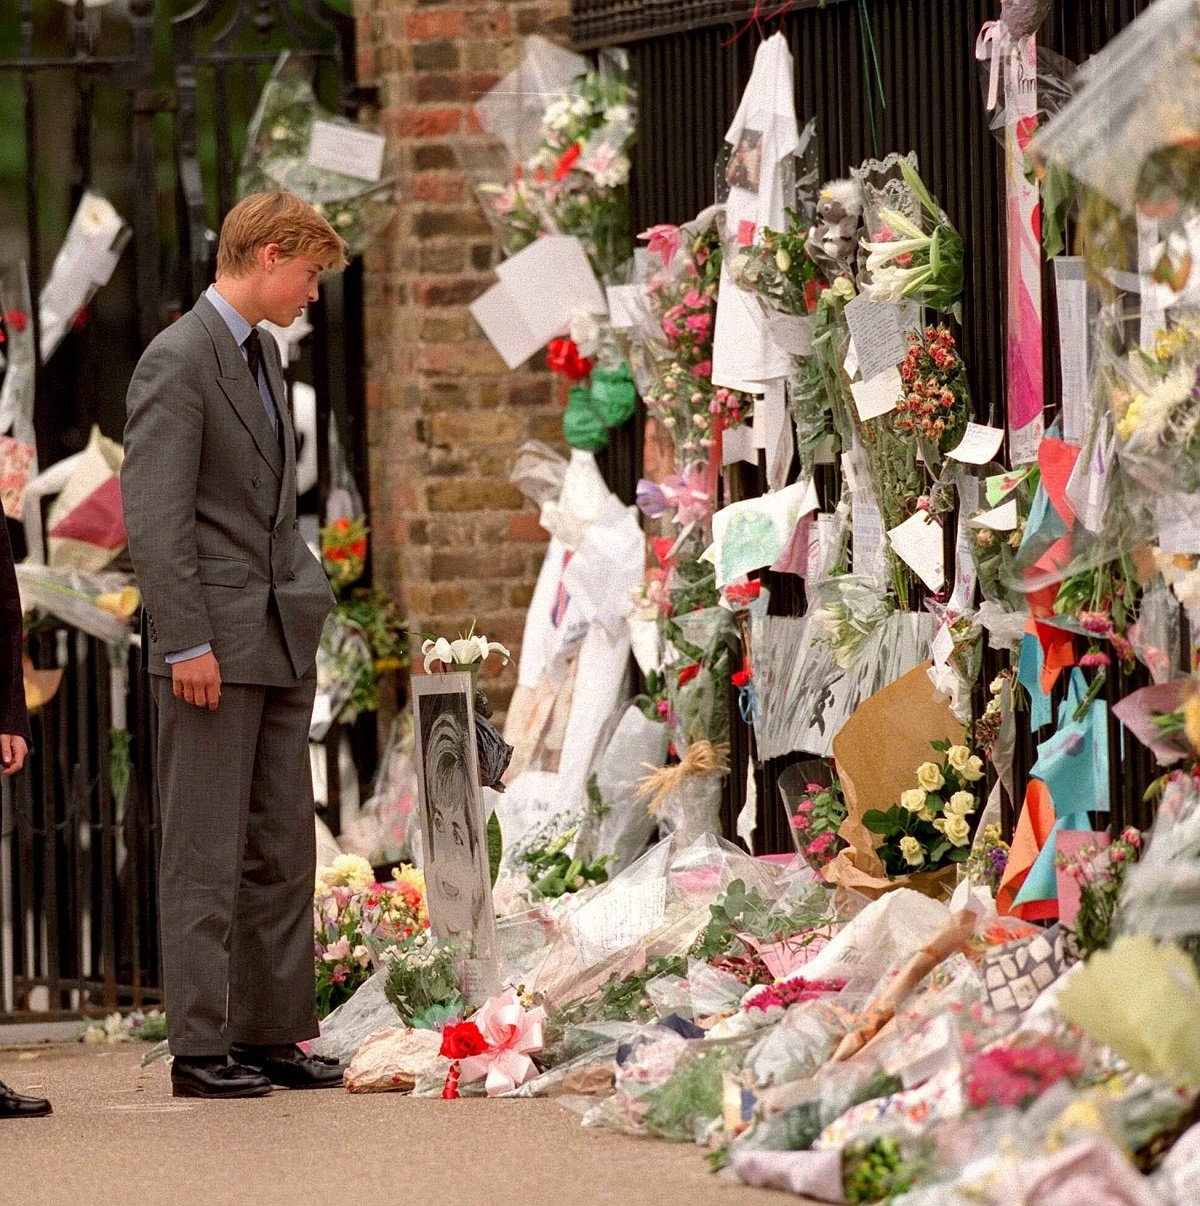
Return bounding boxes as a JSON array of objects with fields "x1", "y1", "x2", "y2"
[{"x1": 166, "y1": 287, "x2": 279, "y2": 665}]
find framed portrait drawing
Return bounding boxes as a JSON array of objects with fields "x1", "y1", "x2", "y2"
[{"x1": 412, "y1": 672, "x2": 501, "y2": 1002}]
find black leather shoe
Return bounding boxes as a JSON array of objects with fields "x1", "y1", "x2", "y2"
[
  {"x1": 0, "y1": 1081, "x2": 51, "y2": 1117},
  {"x1": 229, "y1": 1044, "x2": 345, "y2": 1089},
  {"x1": 170, "y1": 1056, "x2": 271, "y2": 1099}
]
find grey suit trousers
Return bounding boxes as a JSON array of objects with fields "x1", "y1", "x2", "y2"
[{"x1": 152, "y1": 671, "x2": 319, "y2": 1056}]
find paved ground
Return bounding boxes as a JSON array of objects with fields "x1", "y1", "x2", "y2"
[{"x1": 0, "y1": 1041, "x2": 785, "y2": 1206}]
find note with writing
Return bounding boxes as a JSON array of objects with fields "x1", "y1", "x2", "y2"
[
  {"x1": 1053, "y1": 258, "x2": 1090, "y2": 445},
  {"x1": 948, "y1": 423, "x2": 1005, "y2": 465},
  {"x1": 844, "y1": 293, "x2": 907, "y2": 382}
]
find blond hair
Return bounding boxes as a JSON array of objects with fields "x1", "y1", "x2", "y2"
[{"x1": 216, "y1": 191, "x2": 348, "y2": 276}]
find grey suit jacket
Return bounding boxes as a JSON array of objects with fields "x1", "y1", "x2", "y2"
[{"x1": 122, "y1": 295, "x2": 333, "y2": 685}]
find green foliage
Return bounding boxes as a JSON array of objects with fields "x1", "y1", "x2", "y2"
[{"x1": 487, "y1": 810, "x2": 503, "y2": 886}]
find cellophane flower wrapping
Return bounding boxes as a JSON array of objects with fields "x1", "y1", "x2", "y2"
[
  {"x1": 653, "y1": 770, "x2": 725, "y2": 847},
  {"x1": 237, "y1": 52, "x2": 394, "y2": 257},
  {"x1": 664, "y1": 604, "x2": 736, "y2": 749},
  {"x1": 470, "y1": 41, "x2": 635, "y2": 282}
]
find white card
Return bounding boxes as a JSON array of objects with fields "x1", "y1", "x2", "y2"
[
  {"x1": 850, "y1": 365, "x2": 902, "y2": 421},
  {"x1": 843, "y1": 338, "x2": 860, "y2": 382},
  {"x1": 494, "y1": 235, "x2": 607, "y2": 343},
  {"x1": 931, "y1": 622, "x2": 955, "y2": 667},
  {"x1": 306, "y1": 120, "x2": 386, "y2": 183},
  {"x1": 948, "y1": 423, "x2": 1005, "y2": 465},
  {"x1": 844, "y1": 293, "x2": 907, "y2": 382},
  {"x1": 888, "y1": 511, "x2": 944, "y2": 592},
  {"x1": 1053, "y1": 258, "x2": 1090, "y2": 445},
  {"x1": 469, "y1": 282, "x2": 544, "y2": 370},
  {"x1": 851, "y1": 493, "x2": 885, "y2": 584},
  {"x1": 968, "y1": 499, "x2": 1019, "y2": 531}
]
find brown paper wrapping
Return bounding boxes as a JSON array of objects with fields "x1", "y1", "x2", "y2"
[{"x1": 822, "y1": 661, "x2": 963, "y2": 901}]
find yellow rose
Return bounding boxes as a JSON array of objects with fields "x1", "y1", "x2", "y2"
[
  {"x1": 946, "y1": 745, "x2": 971, "y2": 773},
  {"x1": 900, "y1": 788, "x2": 928, "y2": 813},
  {"x1": 946, "y1": 791, "x2": 975, "y2": 817},
  {"x1": 943, "y1": 814, "x2": 971, "y2": 846},
  {"x1": 960, "y1": 755, "x2": 985, "y2": 782},
  {"x1": 916, "y1": 762, "x2": 945, "y2": 792},
  {"x1": 899, "y1": 835, "x2": 925, "y2": 867},
  {"x1": 775, "y1": 247, "x2": 792, "y2": 273}
]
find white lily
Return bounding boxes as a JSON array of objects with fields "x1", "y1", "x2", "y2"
[{"x1": 421, "y1": 634, "x2": 511, "y2": 673}]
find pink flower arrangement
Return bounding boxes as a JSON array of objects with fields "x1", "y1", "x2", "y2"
[
  {"x1": 743, "y1": 976, "x2": 847, "y2": 1012},
  {"x1": 965, "y1": 1039, "x2": 1083, "y2": 1110}
]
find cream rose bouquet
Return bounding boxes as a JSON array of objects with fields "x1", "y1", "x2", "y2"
[{"x1": 861, "y1": 739, "x2": 984, "y2": 878}]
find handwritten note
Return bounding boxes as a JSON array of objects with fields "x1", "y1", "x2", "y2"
[
  {"x1": 948, "y1": 423, "x2": 1006, "y2": 465},
  {"x1": 850, "y1": 365, "x2": 902, "y2": 421},
  {"x1": 844, "y1": 293, "x2": 907, "y2": 382},
  {"x1": 1053, "y1": 258, "x2": 1090, "y2": 445},
  {"x1": 852, "y1": 493, "x2": 886, "y2": 584},
  {"x1": 1065, "y1": 428, "x2": 1112, "y2": 534}
]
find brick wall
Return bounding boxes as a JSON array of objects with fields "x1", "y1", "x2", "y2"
[{"x1": 355, "y1": 0, "x2": 573, "y2": 713}]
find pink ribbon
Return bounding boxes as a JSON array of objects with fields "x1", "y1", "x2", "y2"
[
  {"x1": 457, "y1": 989, "x2": 546, "y2": 1096},
  {"x1": 975, "y1": 20, "x2": 1011, "y2": 112}
]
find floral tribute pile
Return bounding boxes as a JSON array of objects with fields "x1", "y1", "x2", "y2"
[{"x1": 311, "y1": 6, "x2": 1200, "y2": 1202}]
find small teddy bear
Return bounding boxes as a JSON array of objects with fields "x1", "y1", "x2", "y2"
[{"x1": 806, "y1": 178, "x2": 865, "y2": 276}]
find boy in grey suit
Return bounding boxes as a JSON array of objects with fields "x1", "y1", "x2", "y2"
[{"x1": 123, "y1": 192, "x2": 347, "y2": 1098}]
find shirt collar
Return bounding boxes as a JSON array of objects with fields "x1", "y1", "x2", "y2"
[{"x1": 205, "y1": 284, "x2": 254, "y2": 347}]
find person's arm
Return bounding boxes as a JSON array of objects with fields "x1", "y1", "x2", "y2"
[
  {"x1": 0, "y1": 515, "x2": 30, "y2": 773},
  {"x1": 122, "y1": 335, "x2": 221, "y2": 709}
]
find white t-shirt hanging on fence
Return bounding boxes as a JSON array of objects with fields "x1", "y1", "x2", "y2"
[{"x1": 712, "y1": 32, "x2": 801, "y2": 393}]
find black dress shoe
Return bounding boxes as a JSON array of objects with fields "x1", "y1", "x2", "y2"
[
  {"x1": 0, "y1": 1081, "x2": 51, "y2": 1118},
  {"x1": 229, "y1": 1043, "x2": 345, "y2": 1089},
  {"x1": 170, "y1": 1056, "x2": 271, "y2": 1099}
]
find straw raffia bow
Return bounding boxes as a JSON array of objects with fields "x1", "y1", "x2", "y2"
[{"x1": 635, "y1": 740, "x2": 730, "y2": 816}]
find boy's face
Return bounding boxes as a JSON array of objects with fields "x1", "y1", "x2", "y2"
[{"x1": 257, "y1": 245, "x2": 323, "y2": 326}]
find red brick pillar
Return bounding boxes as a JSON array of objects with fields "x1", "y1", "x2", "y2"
[{"x1": 355, "y1": 0, "x2": 573, "y2": 714}]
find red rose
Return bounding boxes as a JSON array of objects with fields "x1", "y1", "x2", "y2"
[
  {"x1": 349, "y1": 539, "x2": 367, "y2": 558},
  {"x1": 677, "y1": 663, "x2": 701, "y2": 687},
  {"x1": 440, "y1": 1021, "x2": 487, "y2": 1060},
  {"x1": 5, "y1": 309, "x2": 27, "y2": 333},
  {"x1": 332, "y1": 517, "x2": 352, "y2": 533},
  {"x1": 731, "y1": 666, "x2": 752, "y2": 688}
]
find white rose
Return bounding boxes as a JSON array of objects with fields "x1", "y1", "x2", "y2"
[
  {"x1": 899, "y1": 835, "x2": 925, "y2": 867},
  {"x1": 899, "y1": 788, "x2": 927, "y2": 814},
  {"x1": 604, "y1": 102, "x2": 631, "y2": 125},
  {"x1": 946, "y1": 791, "x2": 975, "y2": 817},
  {"x1": 961, "y1": 755, "x2": 985, "y2": 782},
  {"x1": 946, "y1": 745, "x2": 972, "y2": 773},
  {"x1": 915, "y1": 762, "x2": 945, "y2": 792},
  {"x1": 943, "y1": 814, "x2": 971, "y2": 846}
]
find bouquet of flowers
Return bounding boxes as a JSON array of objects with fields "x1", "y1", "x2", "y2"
[
  {"x1": 964, "y1": 1037, "x2": 1085, "y2": 1110},
  {"x1": 476, "y1": 54, "x2": 634, "y2": 280},
  {"x1": 313, "y1": 857, "x2": 428, "y2": 1017},
  {"x1": 892, "y1": 325, "x2": 971, "y2": 469},
  {"x1": 727, "y1": 209, "x2": 822, "y2": 317},
  {"x1": 859, "y1": 159, "x2": 964, "y2": 312},
  {"x1": 786, "y1": 775, "x2": 849, "y2": 872},
  {"x1": 1055, "y1": 827, "x2": 1143, "y2": 957},
  {"x1": 381, "y1": 933, "x2": 465, "y2": 1029},
  {"x1": 238, "y1": 52, "x2": 394, "y2": 256},
  {"x1": 1106, "y1": 323, "x2": 1200, "y2": 497},
  {"x1": 317, "y1": 516, "x2": 407, "y2": 719},
  {"x1": 862, "y1": 739, "x2": 985, "y2": 878},
  {"x1": 519, "y1": 824, "x2": 612, "y2": 898},
  {"x1": 964, "y1": 823, "x2": 1011, "y2": 894}
]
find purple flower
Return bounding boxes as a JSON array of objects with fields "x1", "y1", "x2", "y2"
[{"x1": 635, "y1": 478, "x2": 669, "y2": 518}]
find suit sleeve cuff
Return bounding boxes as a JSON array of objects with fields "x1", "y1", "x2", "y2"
[{"x1": 165, "y1": 642, "x2": 213, "y2": 664}]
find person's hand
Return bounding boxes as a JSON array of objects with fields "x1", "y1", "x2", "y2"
[
  {"x1": 172, "y1": 650, "x2": 222, "y2": 711},
  {"x1": 0, "y1": 734, "x2": 27, "y2": 776}
]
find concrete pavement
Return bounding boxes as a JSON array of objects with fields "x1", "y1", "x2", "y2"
[{"x1": 0, "y1": 1041, "x2": 782, "y2": 1206}]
